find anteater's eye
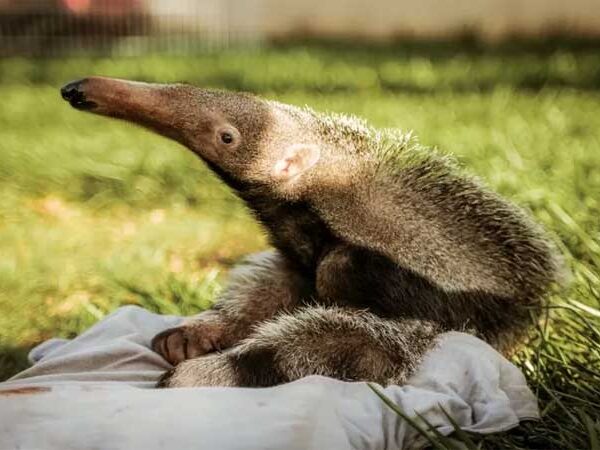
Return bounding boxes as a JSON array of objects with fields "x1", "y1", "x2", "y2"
[{"x1": 221, "y1": 132, "x2": 234, "y2": 144}]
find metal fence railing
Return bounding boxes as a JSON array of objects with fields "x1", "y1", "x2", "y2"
[{"x1": 0, "y1": 0, "x2": 263, "y2": 56}]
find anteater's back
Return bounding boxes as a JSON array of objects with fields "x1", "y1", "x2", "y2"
[{"x1": 294, "y1": 108, "x2": 562, "y2": 352}]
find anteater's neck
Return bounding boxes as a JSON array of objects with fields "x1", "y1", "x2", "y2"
[{"x1": 239, "y1": 187, "x2": 335, "y2": 275}]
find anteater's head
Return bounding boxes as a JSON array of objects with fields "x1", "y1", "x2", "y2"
[{"x1": 60, "y1": 77, "x2": 338, "y2": 199}]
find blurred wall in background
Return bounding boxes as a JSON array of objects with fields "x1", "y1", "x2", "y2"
[
  {"x1": 260, "y1": 0, "x2": 600, "y2": 41},
  {"x1": 1, "y1": 0, "x2": 599, "y2": 55}
]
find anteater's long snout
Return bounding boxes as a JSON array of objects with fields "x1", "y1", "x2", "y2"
[
  {"x1": 60, "y1": 77, "x2": 164, "y2": 116},
  {"x1": 60, "y1": 77, "x2": 192, "y2": 143}
]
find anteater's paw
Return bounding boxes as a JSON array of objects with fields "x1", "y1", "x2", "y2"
[
  {"x1": 155, "y1": 353, "x2": 238, "y2": 388},
  {"x1": 151, "y1": 316, "x2": 226, "y2": 365}
]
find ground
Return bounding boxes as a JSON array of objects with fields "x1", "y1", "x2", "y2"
[{"x1": 0, "y1": 40, "x2": 599, "y2": 449}]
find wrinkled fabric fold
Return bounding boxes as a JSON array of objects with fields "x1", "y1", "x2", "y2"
[{"x1": 0, "y1": 306, "x2": 538, "y2": 450}]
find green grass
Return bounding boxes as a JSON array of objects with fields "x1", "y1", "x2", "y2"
[{"x1": 1, "y1": 41, "x2": 599, "y2": 449}]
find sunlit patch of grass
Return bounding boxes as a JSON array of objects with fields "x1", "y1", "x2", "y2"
[{"x1": 0, "y1": 194, "x2": 265, "y2": 380}]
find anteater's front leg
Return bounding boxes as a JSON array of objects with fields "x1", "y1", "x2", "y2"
[
  {"x1": 157, "y1": 306, "x2": 441, "y2": 388},
  {"x1": 152, "y1": 250, "x2": 311, "y2": 365}
]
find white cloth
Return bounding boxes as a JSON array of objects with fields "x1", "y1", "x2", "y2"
[{"x1": 0, "y1": 306, "x2": 538, "y2": 450}]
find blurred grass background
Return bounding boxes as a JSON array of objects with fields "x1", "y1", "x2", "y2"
[{"x1": 1, "y1": 40, "x2": 599, "y2": 448}]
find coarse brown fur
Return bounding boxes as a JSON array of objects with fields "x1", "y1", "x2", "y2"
[{"x1": 61, "y1": 77, "x2": 563, "y2": 388}]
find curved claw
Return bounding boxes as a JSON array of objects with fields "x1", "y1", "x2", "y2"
[
  {"x1": 151, "y1": 327, "x2": 188, "y2": 365},
  {"x1": 151, "y1": 321, "x2": 226, "y2": 366}
]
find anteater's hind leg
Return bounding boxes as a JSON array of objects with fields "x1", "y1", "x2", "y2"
[{"x1": 157, "y1": 306, "x2": 441, "y2": 388}]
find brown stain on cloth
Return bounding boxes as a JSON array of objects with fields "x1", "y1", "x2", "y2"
[{"x1": 0, "y1": 386, "x2": 51, "y2": 396}]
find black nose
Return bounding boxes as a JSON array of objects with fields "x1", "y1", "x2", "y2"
[
  {"x1": 60, "y1": 79, "x2": 96, "y2": 110},
  {"x1": 60, "y1": 79, "x2": 84, "y2": 101}
]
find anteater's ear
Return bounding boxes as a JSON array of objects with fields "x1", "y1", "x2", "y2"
[{"x1": 272, "y1": 144, "x2": 321, "y2": 181}]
